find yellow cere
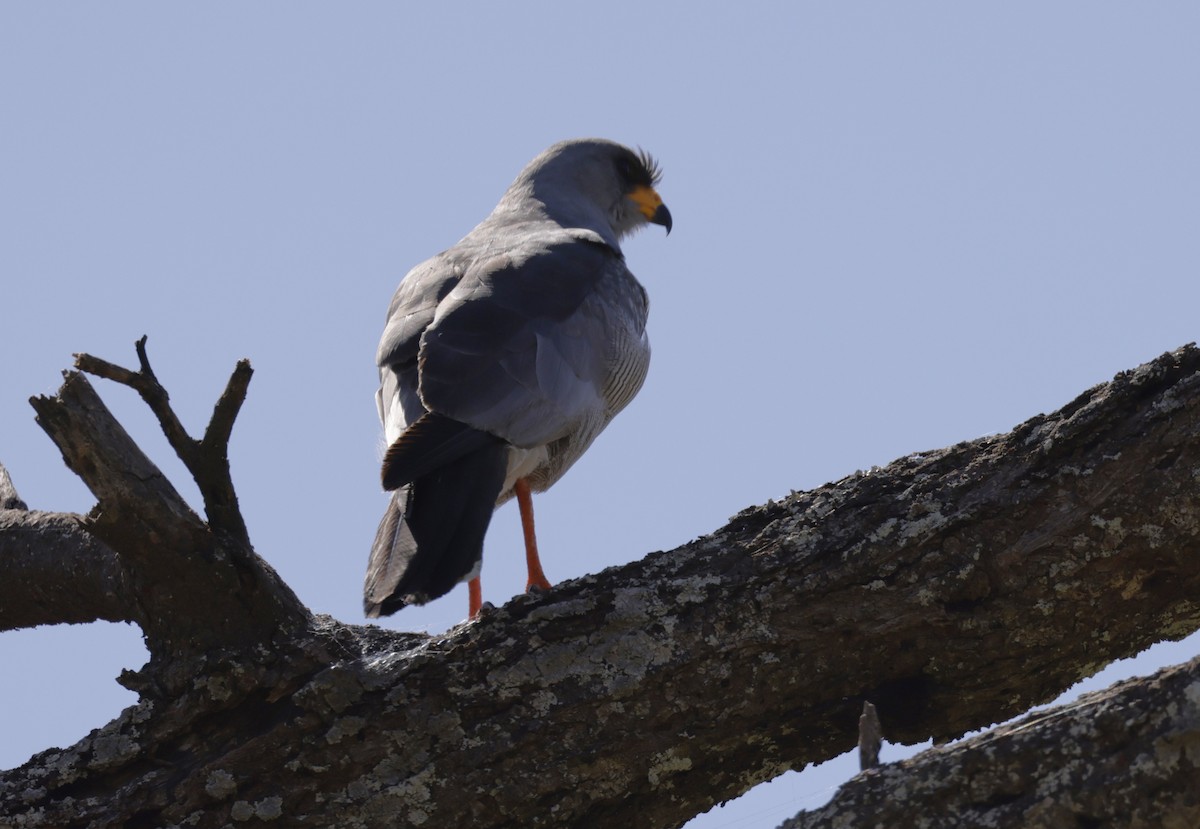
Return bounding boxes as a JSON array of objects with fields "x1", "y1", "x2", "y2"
[{"x1": 629, "y1": 185, "x2": 665, "y2": 219}]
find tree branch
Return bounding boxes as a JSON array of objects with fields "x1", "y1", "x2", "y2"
[
  {"x1": 3, "y1": 345, "x2": 1200, "y2": 827},
  {"x1": 74, "y1": 336, "x2": 252, "y2": 544},
  {"x1": 28, "y1": 367, "x2": 308, "y2": 684},
  {"x1": 203, "y1": 356, "x2": 252, "y2": 454},
  {"x1": 779, "y1": 655, "x2": 1200, "y2": 828},
  {"x1": 0, "y1": 508, "x2": 133, "y2": 629}
]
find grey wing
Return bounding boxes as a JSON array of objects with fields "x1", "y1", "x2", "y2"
[
  {"x1": 417, "y1": 237, "x2": 635, "y2": 448},
  {"x1": 375, "y1": 254, "x2": 465, "y2": 440}
]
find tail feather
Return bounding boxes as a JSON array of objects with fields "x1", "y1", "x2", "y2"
[
  {"x1": 364, "y1": 442, "x2": 508, "y2": 617},
  {"x1": 363, "y1": 487, "x2": 416, "y2": 617},
  {"x1": 382, "y1": 412, "x2": 501, "y2": 490}
]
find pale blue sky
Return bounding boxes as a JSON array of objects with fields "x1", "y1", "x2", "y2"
[{"x1": 3, "y1": 4, "x2": 1199, "y2": 826}]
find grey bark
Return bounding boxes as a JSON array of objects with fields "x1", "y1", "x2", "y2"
[{"x1": 2, "y1": 343, "x2": 1200, "y2": 828}]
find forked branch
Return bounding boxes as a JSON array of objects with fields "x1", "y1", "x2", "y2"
[
  {"x1": 28, "y1": 344, "x2": 307, "y2": 685},
  {"x1": 74, "y1": 335, "x2": 253, "y2": 543}
]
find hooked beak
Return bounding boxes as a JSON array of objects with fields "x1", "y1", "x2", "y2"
[{"x1": 629, "y1": 184, "x2": 673, "y2": 235}]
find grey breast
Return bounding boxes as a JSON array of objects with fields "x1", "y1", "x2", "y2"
[{"x1": 528, "y1": 261, "x2": 650, "y2": 492}]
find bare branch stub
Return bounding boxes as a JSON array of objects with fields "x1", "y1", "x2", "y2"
[
  {"x1": 204, "y1": 358, "x2": 253, "y2": 453},
  {"x1": 858, "y1": 701, "x2": 882, "y2": 770},
  {"x1": 133, "y1": 334, "x2": 158, "y2": 383},
  {"x1": 0, "y1": 462, "x2": 27, "y2": 511},
  {"x1": 72, "y1": 351, "x2": 142, "y2": 387},
  {"x1": 196, "y1": 358, "x2": 254, "y2": 541}
]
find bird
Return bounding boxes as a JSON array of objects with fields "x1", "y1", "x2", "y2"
[{"x1": 364, "y1": 138, "x2": 672, "y2": 619}]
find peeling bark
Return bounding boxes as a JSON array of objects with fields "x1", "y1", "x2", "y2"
[
  {"x1": 779, "y1": 655, "x2": 1200, "y2": 829},
  {"x1": 2, "y1": 344, "x2": 1200, "y2": 828}
]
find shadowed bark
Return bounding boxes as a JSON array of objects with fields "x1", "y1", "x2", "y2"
[
  {"x1": 779, "y1": 655, "x2": 1200, "y2": 829},
  {"x1": 2, "y1": 342, "x2": 1199, "y2": 828},
  {"x1": 0, "y1": 508, "x2": 131, "y2": 628}
]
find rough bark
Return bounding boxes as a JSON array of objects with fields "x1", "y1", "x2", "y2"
[
  {"x1": 0, "y1": 508, "x2": 132, "y2": 629},
  {"x1": 779, "y1": 655, "x2": 1200, "y2": 829},
  {"x1": 2, "y1": 344, "x2": 1200, "y2": 828}
]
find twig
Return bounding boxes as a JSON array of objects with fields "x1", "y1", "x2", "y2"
[{"x1": 74, "y1": 337, "x2": 197, "y2": 467}]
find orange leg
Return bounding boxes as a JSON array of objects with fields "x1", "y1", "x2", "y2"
[
  {"x1": 515, "y1": 477, "x2": 552, "y2": 592},
  {"x1": 468, "y1": 576, "x2": 482, "y2": 619}
]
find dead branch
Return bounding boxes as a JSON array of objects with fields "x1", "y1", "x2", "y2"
[
  {"x1": 28, "y1": 346, "x2": 308, "y2": 686},
  {"x1": 74, "y1": 335, "x2": 253, "y2": 543},
  {"x1": 2, "y1": 345, "x2": 1200, "y2": 827}
]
